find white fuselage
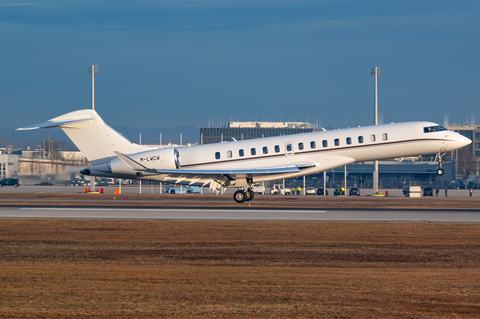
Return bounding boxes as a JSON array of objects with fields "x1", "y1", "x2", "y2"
[{"x1": 91, "y1": 121, "x2": 470, "y2": 187}]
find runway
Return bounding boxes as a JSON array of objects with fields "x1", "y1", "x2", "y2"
[{"x1": 0, "y1": 206, "x2": 479, "y2": 223}]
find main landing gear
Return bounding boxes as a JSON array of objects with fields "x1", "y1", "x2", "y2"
[
  {"x1": 436, "y1": 152, "x2": 445, "y2": 176},
  {"x1": 233, "y1": 188, "x2": 255, "y2": 203}
]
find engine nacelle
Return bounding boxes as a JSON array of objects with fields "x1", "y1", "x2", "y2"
[{"x1": 110, "y1": 148, "x2": 179, "y2": 175}]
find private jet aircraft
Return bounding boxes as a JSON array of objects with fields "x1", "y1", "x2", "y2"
[{"x1": 17, "y1": 109, "x2": 471, "y2": 203}]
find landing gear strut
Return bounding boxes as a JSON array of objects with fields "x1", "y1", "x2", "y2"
[
  {"x1": 233, "y1": 188, "x2": 255, "y2": 203},
  {"x1": 435, "y1": 152, "x2": 445, "y2": 176}
]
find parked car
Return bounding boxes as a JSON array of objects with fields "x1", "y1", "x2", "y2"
[
  {"x1": 35, "y1": 181, "x2": 53, "y2": 186},
  {"x1": 349, "y1": 187, "x2": 360, "y2": 196},
  {"x1": 163, "y1": 186, "x2": 200, "y2": 194},
  {"x1": 305, "y1": 187, "x2": 316, "y2": 195},
  {"x1": 0, "y1": 178, "x2": 19, "y2": 187},
  {"x1": 70, "y1": 178, "x2": 87, "y2": 186},
  {"x1": 96, "y1": 181, "x2": 110, "y2": 186},
  {"x1": 423, "y1": 187, "x2": 433, "y2": 197},
  {"x1": 316, "y1": 187, "x2": 329, "y2": 195},
  {"x1": 253, "y1": 185, "x2": 265, "y2": 194}
]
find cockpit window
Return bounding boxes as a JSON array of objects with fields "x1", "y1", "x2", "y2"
[{"x1": 424, "y1": 126, "x2": 448, "y2": 133}]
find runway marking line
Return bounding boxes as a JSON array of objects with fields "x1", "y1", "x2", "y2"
[{"x1": 18, "y1": 208, "x2": 328, "y2": 213}]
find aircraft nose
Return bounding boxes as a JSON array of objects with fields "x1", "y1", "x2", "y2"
[{"x1": 457, "y1": 134, "x2": 471, "y2": 147}]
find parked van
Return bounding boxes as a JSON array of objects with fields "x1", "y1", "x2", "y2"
[{"x1": 270, "y1": 184, "x2": 292, "y2": 195}]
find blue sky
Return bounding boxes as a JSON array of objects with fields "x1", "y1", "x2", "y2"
[{"x1": 1, "y1": 0, "x2": 479, "y2": 132}]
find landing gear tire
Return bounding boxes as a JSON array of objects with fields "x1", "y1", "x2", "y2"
[
  {"x1": 245, "y1": 189, "x2": 254, "y2": 201},
  {"x1": 437, "y1": 168, "x2": 444, "y2": 176},
  {"x1": 234, "y1": 190, "x2": 247, "y2": 203}
]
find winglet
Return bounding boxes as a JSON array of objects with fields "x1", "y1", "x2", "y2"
[{"x1": 114, "y1": 151, "x2": 148, "y2": 171}]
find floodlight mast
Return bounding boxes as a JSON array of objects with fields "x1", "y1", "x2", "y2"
[
  {"x1": 371, "y1": 67, "x2": 382, "y2": 195},
  {"x1": 88, "y1": 63, "x2": 99, "y2": 110}
]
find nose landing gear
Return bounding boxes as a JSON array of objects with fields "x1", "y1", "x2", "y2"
[
  {"x1": 233, "y1": 188, "x2": 255, "y2": 203},
  {"x1": 435, "y1": 152, "x2": 446, "y2": 176}
]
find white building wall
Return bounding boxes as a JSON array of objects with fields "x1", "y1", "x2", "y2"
[{"x1": 0, "y1": 154, "x2": 19, "y2": 179}]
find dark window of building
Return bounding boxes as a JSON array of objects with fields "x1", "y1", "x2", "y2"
[
  {"x1": 322, "y1": 140, "x2": 328, "y2": 147},
  {"x1": 239, "y1": 149, "x2": 244, "y2": 157},
  {"x1": 310, "y1": 141, "x2": 316, "y2": 149},
  {"x1": 298, "y1": 142, "x2": 304, "y2": 150},
  {"x1": 215, "y1": 152, "x2": 220, "y2": 159},
  {"x1": 263, "y1": 146, "x2": 268, "y2": 154},
  {"x1": 251, "y1": 148, "x2": 256, "y2": 156},
  {"x1": 334, "y1": 138, "x2": 340, "y2": 146},
  {"x1": 358, "y1": 136, "x2": 364, "y2": 143},
  {"x1": 275, "y1": 145, "x2": 280, "y2": 153},
  {"x1": 346, "y1": 137, "x2": 352, "y2": 145}
]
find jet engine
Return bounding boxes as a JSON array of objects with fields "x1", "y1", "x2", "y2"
[{"x1": 109, "y1": 148, "x2": 180, "y2": 175}]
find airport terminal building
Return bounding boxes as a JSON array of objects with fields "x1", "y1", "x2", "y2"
[{"x1": 199, "y1": 121, "x2": 317, "y2": 144}]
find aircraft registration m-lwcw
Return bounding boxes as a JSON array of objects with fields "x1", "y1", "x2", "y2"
[{"x1": 17, "y1": 109, "x2": 471, "y2": 203}]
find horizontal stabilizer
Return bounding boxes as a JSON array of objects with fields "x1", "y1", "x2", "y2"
[{"x1": 16, "y1": 117, "x2": 94, "y2": 131}]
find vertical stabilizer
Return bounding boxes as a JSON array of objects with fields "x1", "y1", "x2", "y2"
[{"x1": 17, "y1": 109, "x2": 155, "y2": 165}]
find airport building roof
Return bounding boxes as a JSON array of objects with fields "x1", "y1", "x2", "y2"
[{"x1": 226, "y1": 121, "x2": 315, "y2": 129}]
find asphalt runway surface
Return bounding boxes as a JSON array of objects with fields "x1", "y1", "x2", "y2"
[
  {"x1": 1, "y1": 206, "x2": 479, "y2": 223},
  {"x1": 2, "y1": 185, "x2": 480, "y2": 197}
]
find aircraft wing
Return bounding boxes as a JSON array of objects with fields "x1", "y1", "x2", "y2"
[{"x1": 114, "y1": 151, "x2": 315, "y2": 188}]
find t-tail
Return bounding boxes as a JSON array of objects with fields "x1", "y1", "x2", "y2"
[{"x1": 16, "y1": 109, "x2": 156, "y2": 165}]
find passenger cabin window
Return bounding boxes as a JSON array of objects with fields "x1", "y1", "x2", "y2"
[
  {"x1": 298, "y1": 142, "x2": 304, "y2": 150},
  {"x1": 370, "y1": 134, "x2": 376, "y2": 142},
  {"x1": 358, "y1": 136, "x2": 364, "y2": 143},
  {"x1": 263, "y1": 146, "x2": 268, "y2": 154},
  {"x1": 227, "y1": 150, "x2": 232, "y2": 158},
  {"x1": 322, "y1": 140, "x2": 328, "y2": 147},
  {"x1": 215, "y1": 152, "x2": 220, "y2": 160},
  {"x1": 424, "y1": 126, "x2": 448, "y2": 133},
  {"x1": 286, "y1": 144, "x2": 292, "y2": 152},
  {"x1": 251, "y1": 148, "x2": 256, "y2": 156},
  {"x1": 346, "y1": 137, "x2": 352, "y2": 145},
  {"x1": 382, "y1": 133, "x2": 388, "y2": 141},
  {"x1": 334, "y1": 138, "x2": 340, "y2": 146},
  {"x1": 275, "y1": 145, "x2": 280, "y2": 153},
  {"x1": 239, "y1": 149, "x2": 244, "y2": 157},
  {"x1": 310, "y1": 141, "x2": 316, "y2": 149}
]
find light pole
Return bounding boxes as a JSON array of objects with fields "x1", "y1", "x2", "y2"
[
  {"x1": 371, "y1": 67, "x2": 382, "y2": 194},
  {"x1": 88, "y1": 63, "x2": 99, "y2": 110},
  {"x1": 88, "y1": 63, "x2": 99, "y2": 191}
]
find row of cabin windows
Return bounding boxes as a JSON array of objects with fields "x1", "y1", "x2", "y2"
[{"x1": 214, "y1": 133, "x2": 389, "y2": 160}]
